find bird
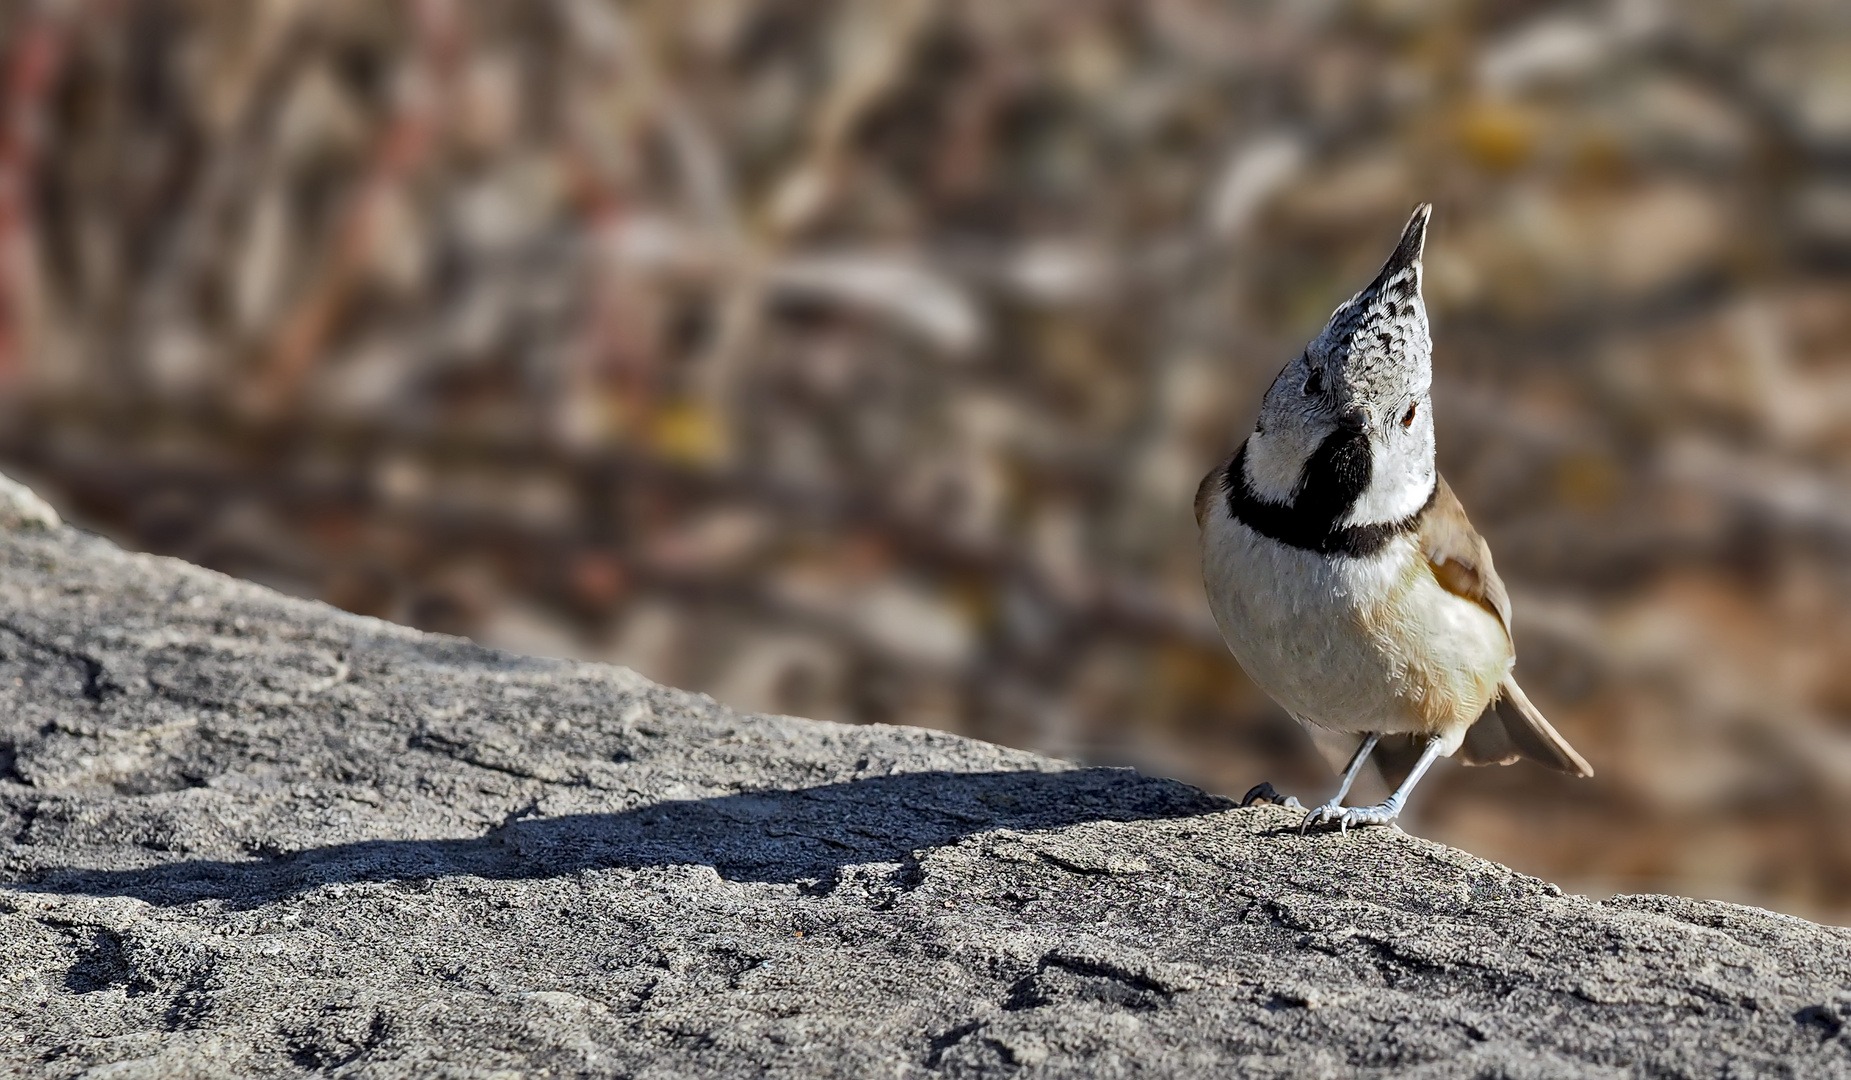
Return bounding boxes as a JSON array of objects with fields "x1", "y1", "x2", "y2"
[{"x1": 1195, "y1": 203, "x2": 1591, "y2": 832}]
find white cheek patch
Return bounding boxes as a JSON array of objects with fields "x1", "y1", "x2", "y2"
[
  {"x1": 1343, "y1": 425, "x2": 1435, "y2": 526},
  {"x1": 1241, "y1": 429, "x2": 1310, "y2": 503}
]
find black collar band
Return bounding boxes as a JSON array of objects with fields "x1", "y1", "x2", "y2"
[{"x1": 1221, "y1": 437, "x2": 1435, "y2": 558}]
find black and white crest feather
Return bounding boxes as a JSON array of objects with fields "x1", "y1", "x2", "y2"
[{"x1": 1235, "y1": 205, "x2": 1438, "y2": 544}]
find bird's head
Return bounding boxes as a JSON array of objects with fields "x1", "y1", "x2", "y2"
[{"x1": 1244, "y1": 203, "x2": 1435, "y2": 527}]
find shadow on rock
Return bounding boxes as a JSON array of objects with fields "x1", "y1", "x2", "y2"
[{"x1": 13, "y1": 768, "x2": 1227, "y2": 907}]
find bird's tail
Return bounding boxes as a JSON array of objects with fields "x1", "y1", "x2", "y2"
[{"x1": 1458, "y1": 677, "x2": 1594, "y2": 776}]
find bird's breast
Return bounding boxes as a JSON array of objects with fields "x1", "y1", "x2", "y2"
[{"x1": 1201, "y1": 505, "x2": 1509, "y2": 740}]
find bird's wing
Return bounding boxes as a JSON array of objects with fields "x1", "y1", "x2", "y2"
[
  {"x1": 1418, "y1": 474, "x2": 1512, "y2": 636},
  {"x1": 1425, "y1": 474, "x2": 1594, "y2": 777}
]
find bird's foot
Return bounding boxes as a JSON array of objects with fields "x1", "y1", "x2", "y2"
[
  {"x1": 1300, "y1": 800, "x2": 1401, "y2": 834},
  {"x1": 1239, "y1": 782, "x2": 1302, "y2": 810}
]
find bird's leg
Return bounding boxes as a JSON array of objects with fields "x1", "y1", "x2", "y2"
[
  {"x1": 1300, "y1": 733, "x2": 1380, "y2": 832},
  {"x1": 1310, "y1": 735, "x2": 1445, "y2": 833}
]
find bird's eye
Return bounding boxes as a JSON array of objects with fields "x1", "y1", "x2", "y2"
[
  {"x1": 1302, "y1": 367, "x2": 1322, "y2": 396},
  {"x1": 1401, "y1": 402, "x2": 1418, "y2": 428}
]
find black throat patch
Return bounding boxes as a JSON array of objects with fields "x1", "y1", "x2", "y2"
[{"x1": 1221, "y1": 430, "x2": 1435, "y2": 557}]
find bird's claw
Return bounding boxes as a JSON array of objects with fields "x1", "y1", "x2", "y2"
[
  {"x1": 1300, "y1": 801, "x2": 1401, "y2": 834},
  {"x1": 1239, "y1": 782, "x2": 1302, "y2": 810},
  {"x1": 1299, "y1": 802, "x2": 1342, "y2": 834}
]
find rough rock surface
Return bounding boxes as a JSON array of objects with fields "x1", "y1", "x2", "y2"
[{"x1": 2, "y1": 508, "x2": 1850, "y2": 1079}]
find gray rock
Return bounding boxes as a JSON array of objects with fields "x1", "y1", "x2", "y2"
[
  {"x1": 1, "y1": 501, "x2": 1848, "y2": 1078},
  {"x1": 0, "y1": 472, "x2": 58, "y2": 531}
]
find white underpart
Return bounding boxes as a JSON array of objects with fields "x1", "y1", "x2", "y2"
[{"x1": 1198, "y1": 495, "x2": 1511, "y2": 757}]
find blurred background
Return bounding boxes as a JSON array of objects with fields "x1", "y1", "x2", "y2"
[{"x1": 2, "y1": 0, "x2": 1850, "y2": 922}]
